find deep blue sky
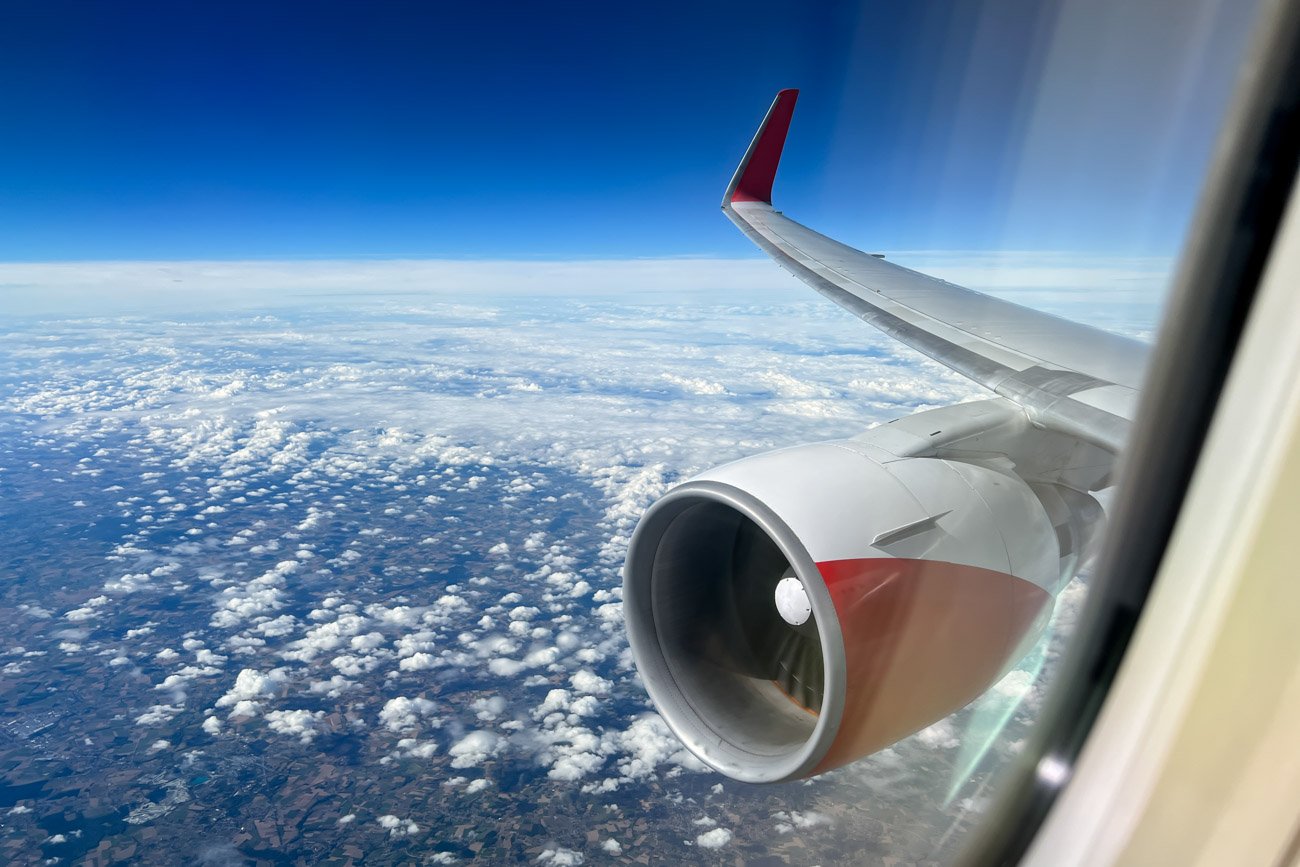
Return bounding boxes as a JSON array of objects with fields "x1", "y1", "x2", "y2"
[{"x1": 0, "y1": 0, "x2": 1257, "y2": 261}]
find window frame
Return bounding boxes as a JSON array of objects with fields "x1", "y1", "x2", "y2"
[{"x1": 957, "y1": 3, "x2": 1300, "y2": 864}]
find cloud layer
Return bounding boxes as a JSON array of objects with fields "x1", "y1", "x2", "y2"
[{"x1": 0, "y1": 261, "x2": 1160, "y2": 863}]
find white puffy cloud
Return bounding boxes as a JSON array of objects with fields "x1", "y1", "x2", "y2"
[
  {"x1": 392, "y1": 737, "x2": 438, "y2": 759},
  {"x1": 377, "y1": 814, "x2": 420, "y2": 838},
  {"x1": 280, "y1": 613, "x2": 370, "y2": 663},
  {"x1": 398, "y1": 652, "x2": 437, "y2": 672},
  {"x1": 487, "y1": 658, "x2": 526, "y2": 677},
  {"x1": 471, "y1": 696, "x2": 506, "y2": 721},
  {"x1": 533, "y1": 689, "x2": 572, "y2": 721},
  {"x1": 214, "y1": 668, "x2": 285, "y2": 717},
  {"x1": 378, "y1": 696, "x2": 438, "y2": 733},
  {"x1": 569, "y1": 670, "x2": 610, "y2": 696},
  {"x1": 331, "y1": 654, "x2": 383, "y2": 677},
  {"x1": 433, "y1": 594, "x2": 469, "y2": 615},
  {"x1": 134, "y1": 704, "x2": 182, "y2": 726},
  {"x1": 546, "y1": 740, "x2": 604, "y2": 782},
  {"x1": 536, "y1": 849, "x2": 584, "y2": 866},
  {"x1": 487, "y1": 643, "x2": 559, "y2": 678},
  {"x1": 604, "y1": 714, "x2": 707, "y2": 782},
  {"x1": 254, "y1": 616, "x2": 298, "y2": 639},
  {"x1": 915, "y1": 718, "x2": 960, "y2": 750},
  {"x1": 194, "y1": 648, "x2": 227, "y2": 666},
  {"x1": 307, "y1": 675, "x2": 355, "y2": 698},
  {"x1": 349, "y1": 631, "x2": 386, "y2": 652},
  {"x1": 773, "y1": 810, "x2": 830, "y2": 834},
  {"x1": 791, "y1": 810, "x2": 828, "y2": 829},
  {"x1": 448, "y1": 731, "x2": 503, "y2": 769},
  {"x1": 365, "y1": 604, "x2": 422, "y2": 628},
  {"x1": 210, "y1": 560, "x2": 300, "y2": 629},
  {"x1": 265, "y1": 709, "x2": 325, "y2": 743},
  {"x1": 394, "y1": 630, "x2": 437, "y2": 658},
  {"x1": 695, "y1": 828, "x2": 732, "y2": 849},
  {"x1": 64, "y1": 595, "x2": 110, "y2": 622}
]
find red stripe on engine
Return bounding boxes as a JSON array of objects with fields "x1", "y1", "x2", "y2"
[{"x1": 811, "y1": 557, "x2": 1051, "y2": 775}]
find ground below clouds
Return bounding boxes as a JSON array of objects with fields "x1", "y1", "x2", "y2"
[{"x1": 0, "y1": 289, "x2": 1115, "y2": 865}]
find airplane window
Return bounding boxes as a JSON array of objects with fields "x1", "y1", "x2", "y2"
[
  {"x1": 0, "y1": 1, "x2": 1286, "y2": 865},
  {"x1": 624, "y1": 0, "x2": 1279, "y2": 862}
]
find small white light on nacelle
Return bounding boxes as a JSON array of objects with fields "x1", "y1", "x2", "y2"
[
  {"x1": 1036, "y1": 753, "x2": 1072, "y2": 788},
  {"x1": 774, "y1": 575, "x2": 813, "y2": 626}
]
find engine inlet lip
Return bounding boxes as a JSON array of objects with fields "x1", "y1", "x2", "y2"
[{"x1": 624, "y1": 479, "x2": 847, "y2": 783}]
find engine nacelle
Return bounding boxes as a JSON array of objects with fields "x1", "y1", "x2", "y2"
[{"x1": 624, "y1": 401, "x2": 1104, "y2": 783}]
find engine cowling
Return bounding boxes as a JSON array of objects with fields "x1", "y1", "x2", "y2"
[{"x1": 623, "y1": 408, "x2": 1098, "y2": 783}]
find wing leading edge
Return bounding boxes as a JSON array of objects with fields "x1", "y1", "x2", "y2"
[{"x1": 723, "y1": 90, "x2": 1149, "y2": 454}]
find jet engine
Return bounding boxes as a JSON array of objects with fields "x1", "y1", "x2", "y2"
[{"x1": 623, "y1": 399, "x2": 1105, "y2": 783}]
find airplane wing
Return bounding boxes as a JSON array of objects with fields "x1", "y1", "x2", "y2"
[{"x1": 723, "y1": 89, "x2": 1149, "y2": 454}]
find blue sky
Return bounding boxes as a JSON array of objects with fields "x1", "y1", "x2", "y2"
[{"x1": 0, "y1": 0, "x2": 1256, "y2": 261}]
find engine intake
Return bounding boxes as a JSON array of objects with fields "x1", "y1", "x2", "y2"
[{"x1": 624, "y1": 409, "x2": 1099, "y2": 783}]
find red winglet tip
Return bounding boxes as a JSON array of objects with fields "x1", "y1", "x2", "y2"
[{"x1": 726, "y1": 89, "x2": 799, "y2": 206}]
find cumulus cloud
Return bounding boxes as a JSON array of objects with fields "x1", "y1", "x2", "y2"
[
  {"x1": 773, "y1": 810, "x2": 830, "y2": 834},
  {"x1": 398, "y1": 652, "x2": 437, "y2": 672},
  {"x1": 265, "y1": 709, "x2": 325, "y2": 743},
  {"x1": 569, "y1": 670, "x2": 610, "y2": 696},
  {"x1": 915, "y1": 719, "x2": 961, "y2": 750},
  {"x1": 210, "y1": 560, "x2": 300, "y2": 629},
  {"x1": 378, "y1": 696, "x2": 438, "y2": 733},
  {"x1": 487, "y1": 644, "x2": 559, "y2": 678},
  {"x1": 695, "y1": 828, "x2": 732, "y2": 849},
  {"x1": 64, "y1": 595, "x2": 110, "y2": 622},
  {"x1": 376, "y1": 814, "x2": 420, "y2": 838},
  {"x1": 543, "y1": 726, "x2": 604, "y2": 782},
  {"x1": 135, "y1": 704, "x2": 182, "y2": 726},
  {"x1": 605, "y1": 714, "x2": 707, "y2": 782},
  {"x1": 471, "y1": 696, "x2": 506, "y2": 721},
  {"x1": 214, "y1": 668, "x2": 285, "y2": 717},
  {"x1": 447, "y1": 731, "x2": 503, "y2": 769},
  {"x1": 486, "y1": 658, "x2": 526, "y2": 677},
  {"x1": 281, "y1": 613, "x2": 369, "y2": 663}
]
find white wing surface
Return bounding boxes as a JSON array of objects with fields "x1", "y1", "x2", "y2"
[{"x1": 724, "y1": 90, "x2": 1149, "y2": 453}]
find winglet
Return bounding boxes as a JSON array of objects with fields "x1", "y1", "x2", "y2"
[{"x1": 723, "y1": 89, "x2": 799, "y2": 208}]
